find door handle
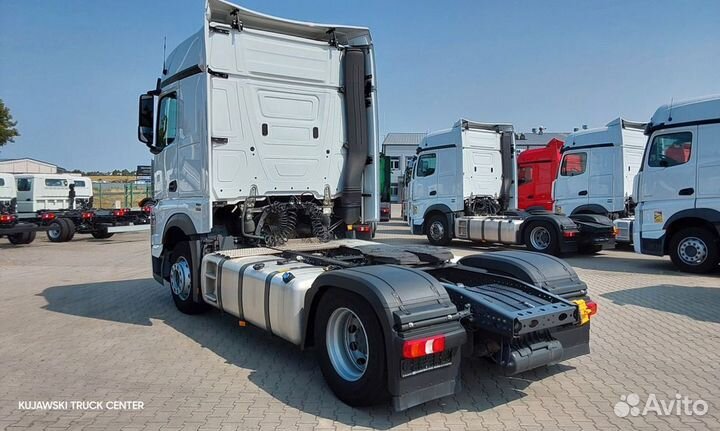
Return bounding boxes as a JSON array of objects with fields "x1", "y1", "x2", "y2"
[
  {"x1": 169, "y1": 180, "x2": 177, "y2": 193},
  {"x1": 679, "y1": 188, "x2": 694, "y2": 196},
  {"x1": 429, "y1": 190, "x2": 437, "y2": 196},
  {"x1": 578, "y1": 190, "x2": 588, "y2": 196}
]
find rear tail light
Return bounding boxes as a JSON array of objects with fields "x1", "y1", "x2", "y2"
[
  {"x1": 585, "y1": 299, "x2": 598, "y2": 317},
  {"x1": 81, "y1": 212, "x2": 94, "y2": 220},
  {"x1": 563, "y1": 230, "x2": 578, "y2": 238},
  {"x1": 41, "y1": 212, "x2": 56, "y2": 221},
  {"x1": 113, "y1": 209, "x2": 126, "y2": 217},
  {"x1": 355, "y1": 224, "x2": 372, "y2": 233},
  {"x1": 402, "y1": 335, "x2": 446, "y2": 359},
  {"x1": 0, "y1": 214, "x2": 16, "y2": 224},
  {"x1": 142, "y1": 205, "x2": 153, "y2": 214}
]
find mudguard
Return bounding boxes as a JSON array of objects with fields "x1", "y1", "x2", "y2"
[
  {"x1": 458, "y1": 251, "x2": 587, "y2": 299},
  {"x1": 304, "y1": 265, "x2": 466, "y2": 411}
]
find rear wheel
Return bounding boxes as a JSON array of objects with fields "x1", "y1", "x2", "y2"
[
  {"x1": 7, "y1": 231, "x2": 36, "y2": 245},
  {"x1": 46, "y1": 219, "x2": 73, "y2": 243},
  {"x1": 579, "y1": 244, "x2": 603, "y2": 254},
  {"x1": 169, "y1": 241, "x2": 207, "y2": 314},
  {"x1": 91, "y1": 227, "x2": 115, "y2": 239},
  {"x1": 523, "y1": 221, "x2": 560, "y2": 255},
  {"x1": 62, "y1": 218, "x2": 76, "y2": 241},
  {"x1": 314, "y1": 289, "x2": 389, "y2": 407},
  {"x1": 669, "y1": 227, "x2": 719, "y2": 273},
  {"x1": 426, "y1": 214, "x2": 451, "y2": 246}
]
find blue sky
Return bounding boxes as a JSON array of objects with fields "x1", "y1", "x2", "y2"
[{"x1": 1, "y1": 0, "x2": 719, "y2": 171}]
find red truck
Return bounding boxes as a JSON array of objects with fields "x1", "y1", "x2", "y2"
[{"x1": 517, "y1": 138, "x2": 565, "y2": 211}]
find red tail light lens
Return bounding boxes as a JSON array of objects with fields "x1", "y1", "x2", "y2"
[
  {"x1": 113, "y1": 209, "x2": 126, "y2": 217},
  {"x1": 355, "y1": 224, "x2": 371, "y2": 233},
  {"x1": 563, "y1": 230, "x2": 578, "y2": 238},
  {"x1": 142, "y1": 205, "x2": 153, "y2": 214},
  {"x1": 0, "y1": 214, "x2": 16, "y2": 224},
  {"x1": 402, "y1": 335, "x2": 446, "y2": 359},
  {"x1": 585, "y1": 300, "x2": 598, "y2": 317},
  {"x1": 82, "y1": 212, "x2": 94, "y2": 220},
  {"x1": 41, "y1": 212, "x2": 56, "y2": 221}
]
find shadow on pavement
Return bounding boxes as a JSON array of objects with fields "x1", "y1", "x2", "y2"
[
  {"x1": 40, "y1": 279, "x2": 574, "y2": 428},
  {"x1": 563, "y1": 253, "x2": 694, "y2": 276},
  {"x1": 602, "y1": 284, "x2": 720, "y2": 323}
]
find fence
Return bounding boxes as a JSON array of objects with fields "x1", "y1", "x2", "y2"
[{"x1": 93, "y1": 183, "x2": 152, "y2": 209}]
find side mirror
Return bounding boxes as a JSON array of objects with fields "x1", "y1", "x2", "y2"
[{"x1": 138, "y1": 94, "x2": 155, "y2": 147}]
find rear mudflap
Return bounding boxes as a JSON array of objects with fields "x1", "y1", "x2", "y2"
[
  {"x1": 570, "y1": 213, "x2": 616, "y2": 248},
  {"x1": 390, "y1": 321, "x2": 466, "y2": 411}
]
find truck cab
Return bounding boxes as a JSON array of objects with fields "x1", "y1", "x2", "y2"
[
  {"x1": 517, "y1": 138, "x2": 564, "y2": 211},
  {"x1": 634, "y1": 95, "x2": 720, "y2": 272},
  {"x1": 554, "y1": 118, "x2": 646, "y2": 218},
  {"x1": 0, "y1": 173, "x2": 17, "y2": 214},
  {"x1": 15, "y1": 174, "x2": 75, "y2": 213}
]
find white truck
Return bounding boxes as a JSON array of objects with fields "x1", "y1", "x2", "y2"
[
  {"x1": 553, "y1": 118, "x2": 647, "y2": 243},
  {"x1": 408, "y1": 119, "x2": 616, "y2": 255},
  {"x1": 633, "y1": 95, "x2": 720, "y2": 273},
  {"x1": 136, "y1": 0, "x2": 598, "y2": 411}
]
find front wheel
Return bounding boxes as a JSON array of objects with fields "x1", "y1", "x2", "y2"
[
  {"x1": 669, "y1": 227, "x2": 719, "y2": 273},
  {"x1": 523, "y1": 221, "x2": 560, "y2": 255},
  {"x1": 425, "y1": 214, "x2": 451, "y2": 246},
  {"x1": 169, "y1": 241, "x2": 207, "y2": 314},
  {"x1": 314, "y1": 289, "x2": 389, "y2": 407},
  {"x1": 8, "y1": 231, "x2": 36, "y2": 245}
]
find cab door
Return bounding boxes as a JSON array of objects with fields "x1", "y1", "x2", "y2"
[
  {"x1": 587, "y1": 146, "x2": 616, "y2": 212},
  {"x1": 411, "y1": 151, "x2": 438, "y2": 224},
  {"x1": 637, "y1": 127, "x2": 697, "y2": 241},
  {"x1": 554, "y1": 151, "x2": 588, "y2": 214},
  {"x1": 154, "y1": 91, "x2": 179, "y2": 201}
]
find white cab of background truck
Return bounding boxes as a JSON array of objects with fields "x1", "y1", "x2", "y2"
[
  {"x1": 634, "y1": 95, "x2": 720, "y2": 272},
  {"x1": 554, "y1": 118, "x2": 646, "y2": 218},
  {"x1": 0, "y1": 173, "x2": 17, "y2": 211}
]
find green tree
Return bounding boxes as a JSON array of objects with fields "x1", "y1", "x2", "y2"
[{"x1": 0, "y1": 99, "x2": 20, "y2": 147}]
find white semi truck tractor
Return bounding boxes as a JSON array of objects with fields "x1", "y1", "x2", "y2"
[
  {"x1": 137, "y1": 0, "x2": 598, "y2": 411},
  {"x1": 633, "y1": 95, "x2": 720, "y2": 273}
]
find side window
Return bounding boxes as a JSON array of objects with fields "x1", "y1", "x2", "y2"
[
  {"x1": 45, "y1": 179, "x2": 68, "y2": 187},
  {"x1": 74, "y1": 180, "x2": 86, "y2": 188},
  {"x1": 560, "y1": 152, "x2": 587, "y2": 176},
  {"x1": 518, "y1": 166, "x2": 533, "y2": 185},
  {"x1": 157, "y1": 93, "x2": 178, "y2": 149},
  {"x1": 416, "y1": 153, "x2": 437, "y2": 177},
  {"x1": 0, "y1": 178, "x2": 4, "y2": 187},
  {"x1": 17, "y1": 178, "x2": 32, "y2": 192},
  {"x1": 648, "y1": 132, "x2": 692, "y2": 167}
]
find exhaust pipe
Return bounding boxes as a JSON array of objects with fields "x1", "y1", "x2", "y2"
[{"x1": 339, "y1": 48, "x2": 369, "y2": 225}]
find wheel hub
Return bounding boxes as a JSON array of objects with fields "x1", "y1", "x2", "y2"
[
  {"x1": 48, "y1": 224, "x2": 62, "y2": 240},
  {"x1": 326, "y1": 308, "x2": 368, "y2": 382},
  {"x1": 530, "y1": 226, "x2": 551, "y2": 250},
  {"x1": 429, "y1": 221, "x2": 445, "y2": 241},
  {"x1": 678, "y1": 237, "x2": 707, "y2": 265},
  {"x1": 170, "y1": 257, "x2": 192, "y2": 300}
]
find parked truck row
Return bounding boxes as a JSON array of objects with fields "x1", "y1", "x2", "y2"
[
  {"x1": 135, "y1": 0, "x2": 599, "y2": 411},
  {"x1": 0, "y1": 172, "x2": 152, "y2": 245}
]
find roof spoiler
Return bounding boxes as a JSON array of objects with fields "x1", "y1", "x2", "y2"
[{"x1": 456, "y1": 119, "x2": 514, "y2": 133}]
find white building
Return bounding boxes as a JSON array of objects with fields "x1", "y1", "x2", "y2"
[
  {"x1": 381, "y1": 133, "x2": 426, "y2": 202},
  {"x1": 0, "y1": 158, "x2": 58, "y2": 174}
]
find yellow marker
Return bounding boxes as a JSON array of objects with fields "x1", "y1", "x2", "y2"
[
  {"x1": 574, "y1": 300, "x2": 591, "y2": 325},
  {"x1": 238, "y1": 320, "x2": 247, "y2": 327},
  {"x1": 654, "y1": 211, "x2": 663, "y2": 223}
]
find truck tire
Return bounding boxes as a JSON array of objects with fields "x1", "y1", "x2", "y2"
[
  {"x1": 62, "y1": 218, "x2": 76, "y2": 242},
  {"x1": 668, "y1": 227, "x2": 720, "y2": 273},
  {"x1": 314, "y1": 289, "x2": 390, "y2": 407},
  {"x1": 523, "y1": 221, "x2": 560, "y2": 255},
  {"x1": 579, "y1": 244, "x2": 603, "y2": 254},
  {"x1": 46, "y1": 219, "x2": 72, "y2": 243},
  {"x1": 426, "y1": 214, "x2": 451, "y2": 246},
  {"x1": 7, "y1": 231, "x2": 36, "y2": 245},
  {"x1": 91, "y1": 227, "x2": 115, "y2": 239},
  {"x1": 169, "y1": 241, "x2": 207, "y2": 314}
]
